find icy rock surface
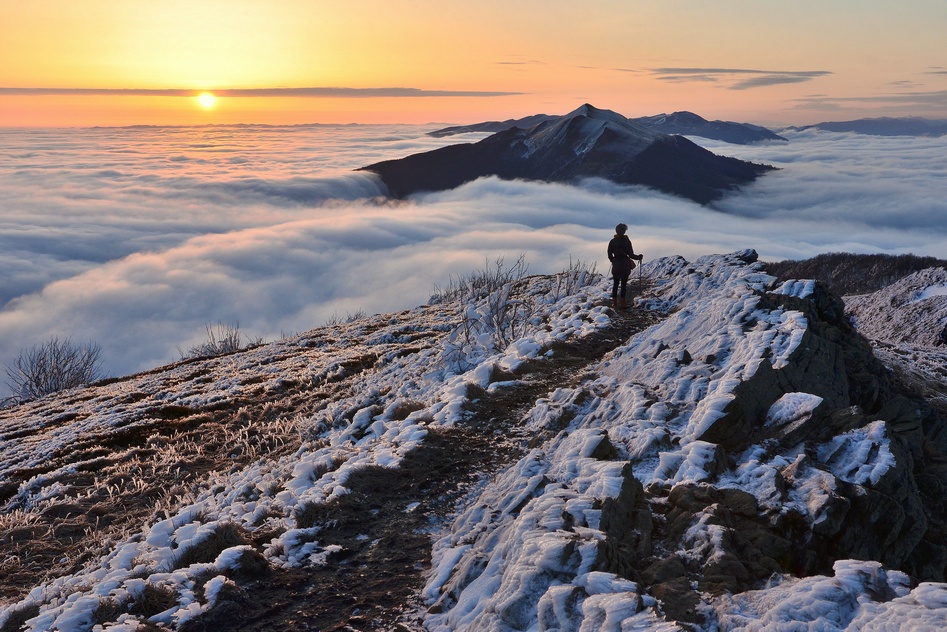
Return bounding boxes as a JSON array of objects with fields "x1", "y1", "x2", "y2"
[
  {"x1": 2, "y1": 251, "x2": 946, "y2": 631},
  {"x1": 424, "y1": 250, "x2": 947, "y2": 630}
]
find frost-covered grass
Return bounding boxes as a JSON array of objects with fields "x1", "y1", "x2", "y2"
[{"x1": 0, "y1": 261, "x2": 613, "y2": 630}]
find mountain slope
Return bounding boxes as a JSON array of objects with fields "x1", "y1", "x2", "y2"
[
  {"x1": 363, "y1": 104, "x2": 776, "y2": 204},
  {"x1": 845, "y1": 266, "x2": 947, "y2": 348},
  {"x1": 428, "y1": 110, "x2": 786, "y2": 144},
  {"x1": 765, "y1": 251, "x2": 947, "y2": 296},
  {"x1": 631, "y1": 110, "x2": 787, "y2": 143},
  {"x1": 2, "y1": 252, "x2": 946, "y2": 631}
]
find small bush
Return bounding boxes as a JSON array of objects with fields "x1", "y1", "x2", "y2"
[
  {"x1": 179, "y1": 322, "x2": 263, "y2": 360},
  {"x1": 4, "y1": 337, "x2": 103, "y2": 401},
  {"x1": 549, "y1": 257, "x2": 600, "y2": 302},
  {"x1": 322, "y1": 310, "x2": 367, "y2": 327},
  {"x1": 430, "y1": 254, "x2": 529, "y2": 304}
]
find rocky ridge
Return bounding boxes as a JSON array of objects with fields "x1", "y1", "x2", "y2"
[
  {"x1": 425, "y1": 251, "x2": 947, "y2": 629},
  {"x1": 1, "y1": 252, "x2": 946, "y2": 630}
]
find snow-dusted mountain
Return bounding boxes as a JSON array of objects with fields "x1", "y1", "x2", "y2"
[
  {"x1": 789, "y1": 117, "x2": 947, "y2": 137},
  {"x1": 362, "y1": 104, "x2": 776, "y2": 204},
  {"x1": 845, "y1": 266, "x2": 947, "y2": 348},
  {"x1": 630, "y1": 111, "x2": 787, "y2": 144},
  {"x1": 842, "y1": 267, "x2": 947, "y2": 418},
  {"x1": 428, "y1": 110, "x2": 786, "y2": 145},
  {"x1": 2, "y1": 251, "x2": 946, "y2": 631}
]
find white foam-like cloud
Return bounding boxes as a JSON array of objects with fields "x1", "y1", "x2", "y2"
[{"x1": 1, "y1": 125, "x2": 946, "y2": 394}]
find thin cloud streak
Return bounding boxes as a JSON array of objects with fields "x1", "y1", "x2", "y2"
[
  {"x1": 0, "y1": 87, "x2": 522, "y2": 98},
  {"x1": 651, "y1": 68, "x2": 832, "y2": 90},
  {"x1": 793, "y1": 90, "x2": 947, "y2": 110}
]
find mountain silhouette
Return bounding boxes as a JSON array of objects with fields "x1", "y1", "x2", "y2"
[{"x1": 361, "y1": 104, "x2": 776, "y2": 204}]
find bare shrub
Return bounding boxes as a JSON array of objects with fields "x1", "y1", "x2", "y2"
[
  {"x1": 550, "y1": 257, "x2": 600, "y2": 302},
  {"x1": 435, "y1": 255, "x2": 606, "y2": 373},
  {"x1": 434, "y1": 256, "x2": 537, "y2": 371},
  {"x1": 431, "y1": 254, "x2": 529, "y2": 304},
  {"x1": 179, "y1": 322, "x2": 263, "y2": 360},
  {"x1": 322, "y1": 310, "x2": 367, "y2": 327},
  {"x1": 4, "y1": 337, "x2": 103, "y2": 401}
]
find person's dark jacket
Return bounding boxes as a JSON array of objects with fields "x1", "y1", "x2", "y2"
[{"x1": 608, "y1": 234, "x2": 640, "y2": 277}]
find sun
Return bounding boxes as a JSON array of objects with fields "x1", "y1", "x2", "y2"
[{"x1": 196, "y1": 92, "x2": 217, "y2": 110}]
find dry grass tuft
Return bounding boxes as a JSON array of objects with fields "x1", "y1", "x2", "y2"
[
  {"x1": 174, "y1": 521, "x2": 249, "y2": 569},
  {"x1": 128, "y1": 582, "x2": 179, "y2": 619},
  {"x1": 0, "y1": 603, "x2": 40, "y2": 632},
  {"x1": 225, "y1": 547, "x2": 271, "y2": 581},
  {"x1": 91, "y1": 595, "x2": 130, "y2": 624}
]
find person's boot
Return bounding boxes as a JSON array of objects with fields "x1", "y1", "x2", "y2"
[
  {"x1": 619, "y1": 297, "x2": 627, "y2": 309},
  {"x1": 612, "y1": 296, "x2": 618, "y2": 308}
]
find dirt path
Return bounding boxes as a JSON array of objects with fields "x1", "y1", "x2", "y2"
[{"x1": 196, "y1": 304, "x2": 661, "y2": 632}]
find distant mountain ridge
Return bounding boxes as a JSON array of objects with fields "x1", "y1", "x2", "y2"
[
  {"x1": 362, "y1": 104, "x2": 776, "y2": 205},
  {"x1": 430, "y1": 109, "x2": 787, "y2": 145},
  {"x1": 764, "y1": 252, "x2": 947, "y2": 296},
  {"x1": 788, "y1": 117, "x2": 947, "y2": 137}
]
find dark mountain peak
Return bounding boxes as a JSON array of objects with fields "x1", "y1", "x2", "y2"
[
  {"x1": 362, "y1": 104, "x2": 776, "y2": 204},
  {"x1": 649, "y1": 111, "x2": 706, "y2": 125}
]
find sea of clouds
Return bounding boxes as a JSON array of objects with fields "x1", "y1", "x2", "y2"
[{"x1": 1, "y1": 123, "x2": 946, "y2": 393}]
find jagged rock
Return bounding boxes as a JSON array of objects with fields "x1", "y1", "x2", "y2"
[
  {"x1": 596, "y1": 463, "x2": 653, "y2": 578},
  {"x1": 697, "y1": 282, "x2": 889, "y2": 452},
  {"x1": 588, "y1": 431, "x2": 619, "y2": 460},
  {"x1": 650, "y1": 577, "x2": 704, "y2": 625},
  {"x1": 641, "y1": 555, "x2": 688, "y2": 585}
]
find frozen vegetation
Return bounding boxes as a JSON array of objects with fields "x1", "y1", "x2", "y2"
[{"x1": 1, "y1": 251, "x2": 946, "y2": 631}]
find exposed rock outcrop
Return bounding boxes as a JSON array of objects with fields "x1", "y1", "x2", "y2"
[{"x1": 426, "y1": 251, "x2": 947, "y2": 630}]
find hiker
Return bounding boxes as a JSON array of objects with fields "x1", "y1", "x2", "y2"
[{"x1": 607, "y1": 223, "x2": 643, "y2": 309}]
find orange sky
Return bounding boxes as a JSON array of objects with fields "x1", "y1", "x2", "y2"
[{"x1": 2, "y1": 0, "x2": 946, "y2": 127}]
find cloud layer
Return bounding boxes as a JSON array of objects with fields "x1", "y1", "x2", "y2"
[{"x1": 1, "y1": 124, "x2": 946, "y2": 394}]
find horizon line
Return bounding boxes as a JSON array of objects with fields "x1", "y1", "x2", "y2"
[{"x1": 0, "y1": 86, "x2": 524, "y2": 98}]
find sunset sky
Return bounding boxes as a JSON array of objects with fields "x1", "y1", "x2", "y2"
[{"x1": 2, "y1": 0, "x2": 946, "y2": 127}]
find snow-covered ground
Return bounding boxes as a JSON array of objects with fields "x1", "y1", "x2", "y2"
[{"x1": 1, "y1": 252, "x2": 945, "y2": 631}]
